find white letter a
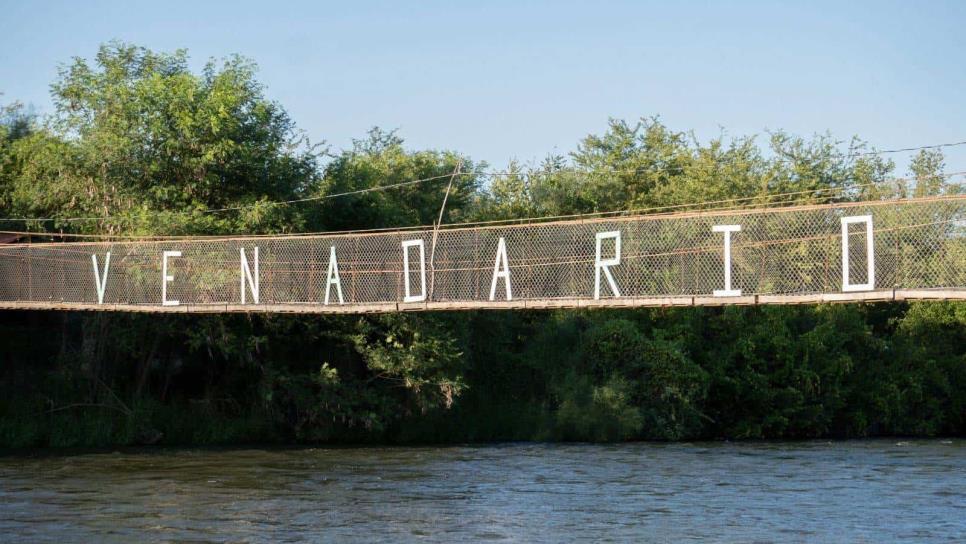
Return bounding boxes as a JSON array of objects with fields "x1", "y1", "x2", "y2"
[
  {"x1": 325, "y1": 246, "x2": 344, "y2": 305},
  {"x1": 489, "y1": 237, "x2": 512, "y2": 301}
]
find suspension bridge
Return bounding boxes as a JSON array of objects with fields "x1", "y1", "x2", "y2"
[{"x1": 0, "y1": 195, "x2": 962, "y2": 314}]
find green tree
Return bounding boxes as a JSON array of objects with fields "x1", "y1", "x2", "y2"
[
  {"x1": 5, "y1": 42, "x2": 322, "y2": 236},
  {"x1": 317, "y1": 128, "x2": 481, "y2": 231}
]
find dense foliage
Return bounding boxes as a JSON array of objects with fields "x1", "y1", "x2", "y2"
[{"x1": 0, "y1": 44, "x2": 963, "y2": 448}]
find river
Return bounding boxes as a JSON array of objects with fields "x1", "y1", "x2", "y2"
[{"x1": 0, "y1": 440, "x2": 963, "y2": 542}]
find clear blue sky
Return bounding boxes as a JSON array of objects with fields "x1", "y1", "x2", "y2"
[{"x1": 2, "y1": 0, "x2": 965, "y2": 171}]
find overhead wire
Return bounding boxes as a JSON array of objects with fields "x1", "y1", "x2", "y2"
[
  {"x1": 853, "y1": 140, "x2": 966, "y2": 156},
  {"x1": 3, "y1": 171, "x2": 964, "y2": 245},
  {"x1": 0, "y1": 139, "x2": 963, "y2": 229},
  {"x1": 0, "y1": 171, "x2": 463, "y2": 223}
]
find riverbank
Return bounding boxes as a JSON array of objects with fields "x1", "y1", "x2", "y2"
[{"x1": 2, "y1": 301, "x2": 964, "y2": 449}]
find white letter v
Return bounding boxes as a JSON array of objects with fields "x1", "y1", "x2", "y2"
[{"x1": 92, "y1": 252, "x2": 111, "y2": 304}]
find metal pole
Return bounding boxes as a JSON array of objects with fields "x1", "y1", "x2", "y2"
[{"x1": 429, "y1": 160, "x2": 463, "y2": 300}]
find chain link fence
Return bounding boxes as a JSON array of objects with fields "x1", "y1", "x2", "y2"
[{"x1": 0, "y1": 196, "x2": 963, "y2": 312}]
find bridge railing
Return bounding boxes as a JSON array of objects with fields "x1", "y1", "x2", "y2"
[{"x1": 0, "y1": 196, "x2": 963, "y2": 312}]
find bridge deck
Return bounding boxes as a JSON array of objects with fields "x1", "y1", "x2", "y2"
[{"x1": 0, "y1": 289, "x2": 962, "y2": 314}]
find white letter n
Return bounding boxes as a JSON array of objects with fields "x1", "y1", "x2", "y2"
[{"x1": 240, "y1": 247, "x2": 260, "y2": 304}]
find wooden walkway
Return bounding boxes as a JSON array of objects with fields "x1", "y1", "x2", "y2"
[{"x1": 0, "y1": 289, "x2": 963, "y2": 314}]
